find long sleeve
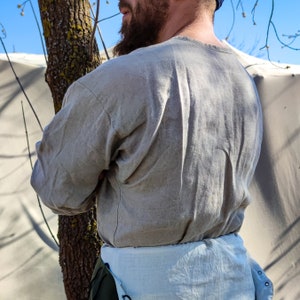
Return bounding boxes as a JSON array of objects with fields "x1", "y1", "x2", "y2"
[{"x1": 31, "y1": 81, "x2": 117, "y2": 215}]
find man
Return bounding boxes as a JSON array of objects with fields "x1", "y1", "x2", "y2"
[{"x1": 31, "y1": 0, "x2": 273, "y2": 299}]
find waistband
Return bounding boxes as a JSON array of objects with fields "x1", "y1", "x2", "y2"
[{"x1": 102, "y1": 233, "x2": 242, "y2": 257}]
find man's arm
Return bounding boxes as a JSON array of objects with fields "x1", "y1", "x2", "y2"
[{"x1": 31, "y1": 81, "x2": 116, "y2": 215}]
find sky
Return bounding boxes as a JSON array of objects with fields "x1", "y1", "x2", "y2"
[{"x1": 0, "y1": 0, "x2": 299, "y2": 64}]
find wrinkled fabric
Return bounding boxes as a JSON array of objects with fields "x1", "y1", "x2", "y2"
[
  {"x1": 249, "y1": 258, "x2": 274, "y2": 300},
  {"x1": 100, "y1": 234, "x2": 272, "y2": 299},
  {"x1": 31, "y1": 36, "x2": 262, "y2": 248}
]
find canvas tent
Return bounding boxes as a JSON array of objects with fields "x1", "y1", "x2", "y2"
[
  {"x1": 0, "y1": 47, "x2": 299, "y2": 299},
  {"x1": 235, "y1": 48, "x2": 300, "y2": 300},
  {"x1": 0, "y1": 54, "x2": 64, "y2": 299}
]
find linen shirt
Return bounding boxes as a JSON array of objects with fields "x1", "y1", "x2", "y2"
[{"x1": 31, "y1": 36, "x2": 263, "y2": 247}]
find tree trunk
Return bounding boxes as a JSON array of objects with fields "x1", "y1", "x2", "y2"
[{"x1": 37, "y1": 1, "x2": 102, "y2": 299}]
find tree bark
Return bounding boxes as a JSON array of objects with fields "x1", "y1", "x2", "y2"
[{"x1": 37, "y1": 1, "x2": 102, "y2": 299}]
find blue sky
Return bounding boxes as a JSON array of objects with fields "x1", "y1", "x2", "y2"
[{"x1": 0, "y1": 0, "x2": 299, "y2": 64}]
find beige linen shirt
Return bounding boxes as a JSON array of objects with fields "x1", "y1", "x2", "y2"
[{"x1": 31, "y1": 37, "x2": 263, "y2": 247}]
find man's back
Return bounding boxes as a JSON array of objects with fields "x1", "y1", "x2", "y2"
[{"x1": 66, "y1": 36, "x2": 262, "y2": 247}]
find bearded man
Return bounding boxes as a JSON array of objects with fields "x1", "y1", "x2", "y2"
[{"x1": 31, "y1": 0, "x2": 273, "y2": 299}]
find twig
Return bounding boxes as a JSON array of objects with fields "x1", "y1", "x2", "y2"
[
  {"x1": 89, "y1": 0, "x2": 100, "y2": 59},
  {"x1": 259, "y1": 0, "x2": 275, "y2": 61},
  {"x1": 0, "y1": 29, "x2": 59, "y2": 248},
  {"x1": 0, "y1": 34, "x2": 43, "y2": 131},
  {"x1": 251, "y1": 0, "x2": 259, "y2": 25},
  {"x1": 18, "y1": 0, "x2": 48, "y2": 64},
  {"x1": 20, "y1": 100, "x2": 59, "y2": 247},
  {"x1": 89, "y1": 1, "x2": 111, "y2": 60}
]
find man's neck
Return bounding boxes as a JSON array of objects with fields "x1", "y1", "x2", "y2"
[{"x1": 157, "y1": 1, "x2": 223, "y2": 48}]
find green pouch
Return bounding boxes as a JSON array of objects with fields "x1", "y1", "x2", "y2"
[{"x1": 89, "y1": 256, "x2": 119, "y2": 300}]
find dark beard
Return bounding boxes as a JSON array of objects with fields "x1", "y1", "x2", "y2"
[{"x1": 114, "y1": 1, "x2": 169, "y2": 56}]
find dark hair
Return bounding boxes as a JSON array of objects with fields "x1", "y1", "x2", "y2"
[{"x1": 215, "y1": 0, "x2": 224, "y2": 10}]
